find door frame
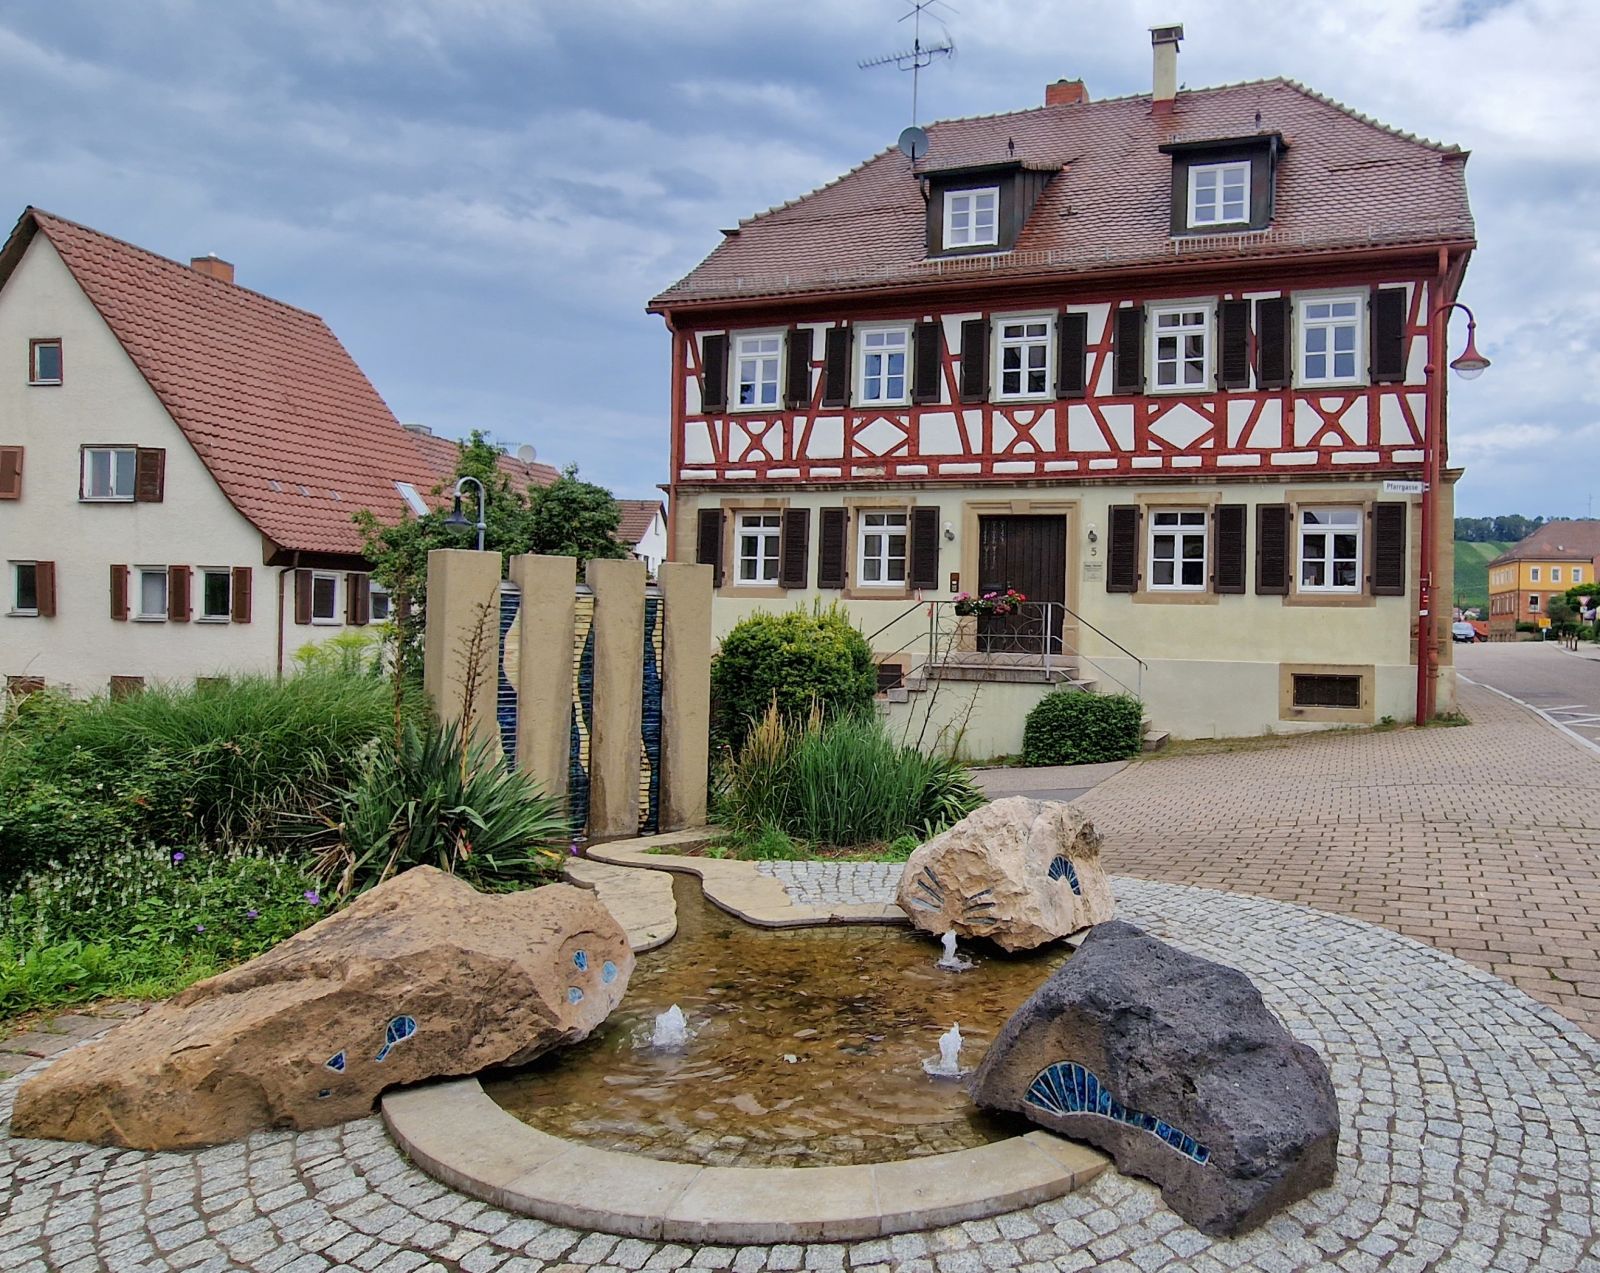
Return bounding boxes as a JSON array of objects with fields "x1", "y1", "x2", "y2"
[{"x1": 960, "y1": 498, "x2": 1079, "y2": 655}]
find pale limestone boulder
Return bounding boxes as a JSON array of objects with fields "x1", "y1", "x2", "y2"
[
  {"x1": 896, "y1": 796, "x2": 1113, "y2": 951},
  {"x1": 12, "y1": 867, "x2": 633, "y2": 1150}
]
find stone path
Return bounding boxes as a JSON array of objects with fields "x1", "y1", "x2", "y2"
[
  {"x1": 4, "y1": 875, "x2": 1597, "y2": 1272},
  {"x1": 753, "y1": 861, "x2": 900, "y2": 909},
  {"x1": 1074, "y1": 679, "x2": 1600, "y2": 1037}
]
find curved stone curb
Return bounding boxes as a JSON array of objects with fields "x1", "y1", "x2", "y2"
[
  {"x1": 381, "y1": 1078, "x2": 1107, "y2": 1243},
  {"x1": 587, "y1": 832, "x2": 909, "y2": 929},
  {"x1": 563, "y1": 858, "x2": 677, "y2": 952}
]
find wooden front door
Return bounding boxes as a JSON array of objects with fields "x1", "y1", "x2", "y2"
[{"x1": 976, "y1": 515, "x2": 1067, "y2": 655}]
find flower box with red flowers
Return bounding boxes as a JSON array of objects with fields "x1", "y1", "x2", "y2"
[{"x1": 953, "y1": 588, "x2": 1028, "y2": 617}]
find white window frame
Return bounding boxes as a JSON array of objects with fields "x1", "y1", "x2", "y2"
[
  {"x1": 199, "y1": 568, "x2": 232, "y2": 622},
  {"x1": 136, "y1": 566, "x2": 168, "y2": 621},
  {"x1": 1552, "y1": 567, "x2": 1563, "y2": 583},
  {"x1": 993, "y1": 314, "x2": 1054, "y2": 401},
  {"x1": 943, "y1": 186, "x2": 999, "y2": 249},
  {"x1": 369, "y1": 581, "x2": 391, "y2": 622},
  {"x1": 1528, "y1": 594, "x2": 1541, "y2": 613},
  {"x1": 80, "y1": 446, "x2": 138, "y2": 502},
  {"x1": 856, "y1": 325, "x2": 912, "y2": 406},
  {"x1": 1530, "y1": 567, "x2": 1540, "y2": 582},
  {"x1": 1297, "y1": 508, "x2": 1364, "y2": 595},
  {"x1": 1574, "y1": 567, "x2": 1585, "y2": 584},
  {"x1": 731, "y1": 331, "x2": 783, "y2": 411},
  {"x1": 857, "y1": 509, "x2": 909, "y2": 588},
  {"x1": 1148, "y1": 302, "x2": 1213, "y2": 394},
  {"x1": 1147, "y1": 509, "x2": 1209, "y2": 592},
  {"x1": 734, "y1": 512, "x2": 781, "y2": 586},
  {"x1": 9, "y1": 561, "x2": 38, "y2": 616},
  {"x1": 310, "y1": 571, "x2": 341, "y2": 625},
  {"x1": 1296, "y1": 292, "x2": 1365, "y2": 387},
  {"x1": 1187, "y1": 161, "x2": 1250, "y2": 228}
]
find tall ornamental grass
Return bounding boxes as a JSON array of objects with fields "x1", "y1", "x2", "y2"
[{"x1": 716, "y1": 707, "x2": 984, "y2": 847}]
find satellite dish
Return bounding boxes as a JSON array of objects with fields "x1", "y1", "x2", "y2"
[
  {"x1": 516, "y1": 444, "x2": 538, "y2": 464},
  {"x1": 898, "y1": 125, "x2": 929, "y2": 161}
]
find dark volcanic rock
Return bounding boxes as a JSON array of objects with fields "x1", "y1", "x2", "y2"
[{"x1": 971, "y1": 919, "x2": 1338, "y2": 1236}]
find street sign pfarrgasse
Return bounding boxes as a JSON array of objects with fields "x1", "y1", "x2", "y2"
[{"x1": 1382, "y1": 480, "x2": 1427, "y2": 495}]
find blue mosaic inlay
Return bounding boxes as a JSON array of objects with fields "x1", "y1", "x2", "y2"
[
  {"x1": 1048, "y1": 855, "x2": 1083, "y2": 895},
  {"x1": 325, "y1": 1051, "x2": 346, "y2": 1073},
  {"x1": 573, "y1": 950, "x2": 588, "y2": 972},
  {"x1": 567, "y1": 987, "x2": 584, "y2": 1004},
  {"x1": 497, "y1": 585, "x2": 520, "y2": 771},
  {"x1": 639, "y1": 594, "x2": 663, "y2": 834},
  {"x1": 374, "y1": 1015, "x2": 418, "y2": 1063},
  {"x1": 1026, "y1": 1061, "x2": 1210, "y2": 1165},
  {"x1": 602, "y1": 960, "x2": 618, "y2": 984}
]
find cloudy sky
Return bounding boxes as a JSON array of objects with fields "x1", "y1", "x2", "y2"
[{"x1": 1, "y1": 0, "x2": 1595, "y2": 517}]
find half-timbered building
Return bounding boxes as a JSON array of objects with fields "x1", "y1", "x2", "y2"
[{"x1": 649, "y1": 29, "x2": 1475, "y2": 749}]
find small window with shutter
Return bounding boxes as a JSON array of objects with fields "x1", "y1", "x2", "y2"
[
  {"x1": 9, "y1": 561, "x2": 39, "y2": 615},
  {"x1": 199, "y1": 569, "x2": 232, "y2": 621},
  {"x1": 1295, "y1": 293, "x2": 1365, "y2": 386},
  {"x1": 28, "y1": 339, "x2": 62, "y2": 385},
  {"x1": 310, "y1": 572, "x2": 340, "y2": 624},
  {"x1": 1297, "y1": 507, "x2": 1363, "y2": 594},
  {"x1": 734, "y1": 512, "x2": 782, "y2": 586},
  {"x1": 81, "y1": 447, "x2": 139, "y2": 501},
  {"x1": 135, "y1": 566, "x2": 169, "y2": 620},
  {"x1": 369, "y1": 582, "x2": 391, "y2": 622},
  {"x1": 0, "y1": 446, "x2": 24, "y2": 500},
  {"x1": 855, "y1": 326, "x2": 912, "y2": 406},
  {"x1": 857, "y1": 510, "x2": 909, "y2": 588}
]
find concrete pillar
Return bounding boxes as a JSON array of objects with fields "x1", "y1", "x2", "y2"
[
  {"x1": 508, "y1": 554, "x2": 576, "y2": 808},
  {"x1": 585, "y1": 557, "x2": 646, "y2": 840},
  {"x1": 422, "y1": 549, "x2": 502, "y2": 755},
  {"x1": 658, "y1": 562, "x2": 713, "y2": 831}
]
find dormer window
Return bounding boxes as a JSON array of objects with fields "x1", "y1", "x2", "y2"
[
  {"x1": 1188, "y1": 162, "x2": 1250, "y2": 227},
  {"x1": 943, "y1": 187, "x2": 999, "y2": 249}
]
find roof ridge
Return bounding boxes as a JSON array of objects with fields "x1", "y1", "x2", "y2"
[{"x1": 27, "y1": 206, "x2": 331, "y2": 325}]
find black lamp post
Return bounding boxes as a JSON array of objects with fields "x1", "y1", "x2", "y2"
[{"x1": 445, "y1": 475, "x2": 487, "y2": 552}]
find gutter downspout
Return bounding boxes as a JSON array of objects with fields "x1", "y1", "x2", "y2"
[{"x1": 275, "y1": 562, "x2": 294, "y2": 678}]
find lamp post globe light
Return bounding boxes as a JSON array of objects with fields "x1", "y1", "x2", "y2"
[
  {"x1": 1418, "y1": 301, "x2": 1490, "y2": 724},
  {"x1": 445, "y1": 475, "x2": 488, "y2": 552}
]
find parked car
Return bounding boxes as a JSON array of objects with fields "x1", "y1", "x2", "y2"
[{"x1": 1452, "y1": 622, "x2": 1480, "y2": 643}]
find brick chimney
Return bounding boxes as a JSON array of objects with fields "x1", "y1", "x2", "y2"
[
  {"x1": 1151, "y1": 23, "x2": 1183, "y2": 105},
  {"x1": 190, "y1": 254, "x2": 234, "y2": 284},
  {"x1": 1046, "y1": 78, "x2": 1089, "y2": 107}
]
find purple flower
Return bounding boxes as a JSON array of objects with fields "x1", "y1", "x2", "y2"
[
  {"x1": 194, "y1": 924, "x2": 205, "y2": 933},
  {"x1": 171, "y1": 851, "x2": 186, "y2": 864},
  {"x1": 303, "y1": 890, "x2": 321, "y2": 906},
  {"x1": 246, "y1": 908, "x2": 259, "y2": 920}
]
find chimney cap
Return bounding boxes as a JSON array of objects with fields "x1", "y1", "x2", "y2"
[
  {"x1": 1150, "y1": 23, "x2": 1184, "y2": 45},
  {"x1": 189, "y1": 253, "x2": 235, "y2": 284}
]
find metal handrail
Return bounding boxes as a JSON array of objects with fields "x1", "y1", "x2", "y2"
[{"x1": 1056, "y1": 602, "x2": 1149, "y2": 671}]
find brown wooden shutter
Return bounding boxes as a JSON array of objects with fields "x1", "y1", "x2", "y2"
[
  {"x1": 912, "y1": 321, "x2": 942, "y2": 405},
  {"x1": 110, "y1": 564, "x2": 129, "y2": 620},
  {"x1": 695, "y1": 509, "x2": 724, "y2": 588},
  {"x1": 168, "y1": 564, "x2": 191, "y2": 622},
  {"x1": 779, "y1": 509, "x2": 809, "y2": 589},
  {"x1": 783, "y1": 328, "x2": 811, "y2": 409},
  {"x1": 133, "y1": 448, "x2": 165, "y2": 502},
  {"x1": 1056, "y1": 311, "x2": 1089, "y2": 398},
  {"x1": 1106, "y1": 505, "x2": 1139, "y2": 593},
  {"x1": 1370, "y1": 287, "x2": 1407, "y2": 384},
  {"x1": 1371, "y1": 502, "x2": 1408, "y2": 596},
  {"x1": 231, "y1": 567, "x2": 253, "y2": 622},
  {"x1": 346, "y1": 573, "x2": 372, "y2": 625},
  {"x1": 1112, "y1": 307, "x2": 1143, "y2": 394},
  {"x1": 1218, "y1": 299, "x2": 1251, "y2": 390},
  {"x1": 958, "y1": 319, "x2": 988, "y2": 403},
  {"x1": 821, "y1": 326, "x2": 852, "y2": 408},
  {"x1": 908, "y1": 507, "x2": 940, "y2": 591},
  {"x1": 700, "y1": 334, "x2": 728, "y2": 412},
  {"x1": 1213, "y1": 504, "x2": 1247, "y2": 594},
  {"x1": 1255, "y1": 298, "x2": 1290, "y2": 390},
  {"x1": 0, "y1": 446, "x2": 21, "y2": 499},
  {"x1": 294, "y1": 568, "x2": 313, "y2": 624},
  {"x1": 1255, "y1": 504, "x2": 1291, "y2": 595},
  {"x1": 817, "y1": 508, "x2": 848, "y2": 589},
  {"x1": 34, "y1": 561, "x2": 56, "y2": 617}
]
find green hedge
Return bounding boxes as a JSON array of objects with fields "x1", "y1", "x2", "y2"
[{"x1": 1022, "y1": 691, "x2": 1145, "y2": 766}]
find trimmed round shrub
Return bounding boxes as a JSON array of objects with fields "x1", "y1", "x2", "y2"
[
  {"x1": 711, "y1": 605, "x2": 876, "y2": 750},
  {"x1": 1022, "y1": 691, "x2": 1145, "y2": 766}
]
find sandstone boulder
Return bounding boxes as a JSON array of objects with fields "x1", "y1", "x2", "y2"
[
  {"x1": 896, "y1": 797, "x2": 1112, "y2": 951},
  {"x1": 12, "y1": 867, "x2": 634, "y2": 1150},
  {"x1": 971, "y1": 920, "x2": 1339, "y2": 1236}
]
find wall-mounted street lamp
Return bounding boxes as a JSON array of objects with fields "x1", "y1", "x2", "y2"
[{"x1": 444, "y1": 475, "x2": 487, "y2": 552}]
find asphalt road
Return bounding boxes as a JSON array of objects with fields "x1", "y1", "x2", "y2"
[{"x1": 1455, "y1": 638, "x2": 1600, "y2": 749}]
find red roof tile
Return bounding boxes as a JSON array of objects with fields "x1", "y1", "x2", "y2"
[
  {"x1": 0, "y1": 208, "x2": 436, "y2": 557},
  {"x1": 615, "y1": 499, "x2": 664, "y2": 548},
  {"x1": 650, "y1": 79, "x2": 1474, "y2": 309},
  {"x1": 1489, "y1": 522, "x2": 1600, "y2": 566},
  {"x1": 405, "y1": 427, "x2": 562, "y2": 493}
]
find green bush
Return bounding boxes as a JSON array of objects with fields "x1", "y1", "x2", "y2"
[
  {"x1": 0, "y1": 844, "x2": 322, "y2": 1016},
  {"x1": 1021, "y1": 691, "x2": 1145, "y2": 766},
  {"x1": 716, "y1": 707, "x2": 984, "y2": 847},
  {"x1": 710, "y1": 605, "x2": 876, "y2": 750}
]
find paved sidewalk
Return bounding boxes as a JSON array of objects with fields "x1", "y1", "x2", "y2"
[{"x1": 1076, "y1": 680, "x2": 1600, "y2": 1036}]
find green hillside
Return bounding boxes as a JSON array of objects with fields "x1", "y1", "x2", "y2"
[{"x1": 1454, "y1": 540, "x2": 1511, "y2": 612}]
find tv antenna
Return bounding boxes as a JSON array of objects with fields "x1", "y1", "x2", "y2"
[{"x1": 858, "y1": 0, "x2": 956, "y2": 127}]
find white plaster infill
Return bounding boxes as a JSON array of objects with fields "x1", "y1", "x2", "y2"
[
  {"x1": 380, "y1": 1078, "x2": 1107, "y2": 1243},
  {"x1": 585, "y1": 826, "x2": 909, "y2": 928}
]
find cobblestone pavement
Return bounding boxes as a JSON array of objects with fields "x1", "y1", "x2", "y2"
[
  {"x1": 4, "y1": 877, "x2": 1597, "y2": 1272},
  {"x1": 754, "y1": 861, "x2": 899, "y2": 907},
  {"x1": 1072, "y1": 677, "x2": 1600, "y2": 1037}
]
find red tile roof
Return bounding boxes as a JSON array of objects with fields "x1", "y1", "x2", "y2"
[
  {"x1": 1489, "y1": 522, "x2": 1600, "y2": 566},
  {"x1": 615, "y1": 499, "x2": 664, "y2": 549},
  {"x1": 0, "y1": 208, "x2": 436, "y2": 557},
  {"x1": 650, "y1": 79, "x2": 1474, "y2": 310},
  {"x1": 405, "y1": 427, "x2": 562, "y2": 493}
]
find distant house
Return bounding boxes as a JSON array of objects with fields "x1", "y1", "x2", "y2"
[
  {"x1": 1486, "y1": 521, "x2": 1600, "y2": 638},
  {"x1": 616, "y1": 499, "x2": 668, "y2": 575},
  {"x1": 401, "y1": 423, "x2": 561, "y2": 493},
  {"x1": 0, "y1": 207, "x2": 440, "y2": 694}
]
